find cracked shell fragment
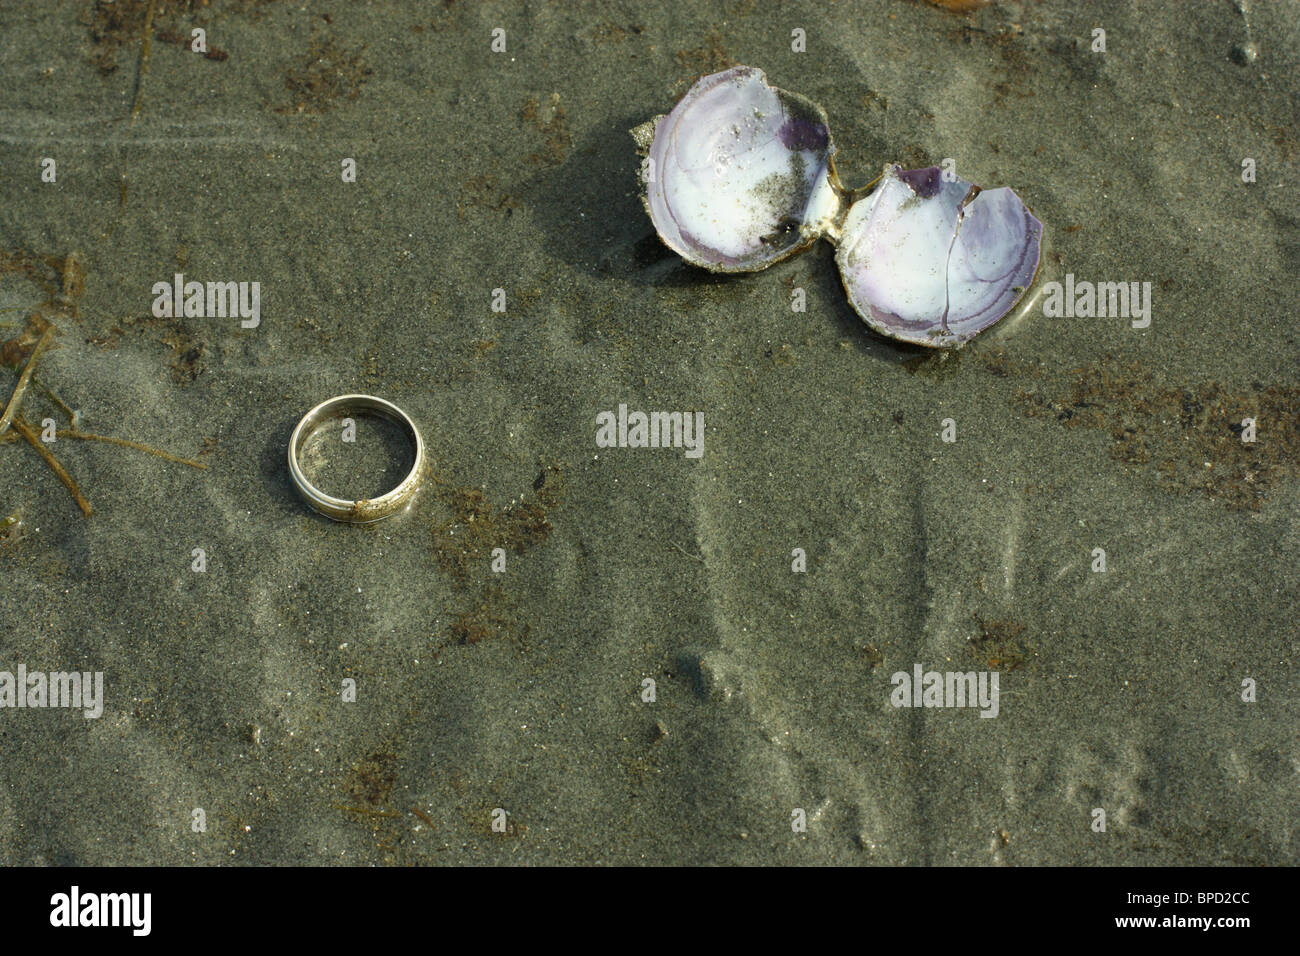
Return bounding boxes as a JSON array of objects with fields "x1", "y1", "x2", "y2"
[
  {"x1": 635, "y1": 66, "x2": 841, "y2": 273},
  {"x1": 836, "y1": 165, "x2": 1043, "y2": 348}
]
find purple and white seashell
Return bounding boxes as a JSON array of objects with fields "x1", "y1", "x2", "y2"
[
  {"x1": 633, "y1": 67, "x2": 1043, "y2": 348},
  {"x1": 836, "y1": 165, "x2": 1043, "y2": 348},
  {"x1": 632, "y1": 66, "x2": 842, "y2": 273}
]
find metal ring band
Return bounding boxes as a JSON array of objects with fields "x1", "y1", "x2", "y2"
[{"x1": 288, "y1": 394, "x2": 425, "y2": 523}]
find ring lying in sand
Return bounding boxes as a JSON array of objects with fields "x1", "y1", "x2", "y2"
[{"x1": 288, "y1": 394, "x2": 425, "y2": 523}]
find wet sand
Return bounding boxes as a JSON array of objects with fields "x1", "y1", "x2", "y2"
[{"x1": 0, "y1": 0, "x2": 1296, "y2": 864}]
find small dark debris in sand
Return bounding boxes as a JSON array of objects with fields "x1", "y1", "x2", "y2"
[
  {"x1": 449, "y1": 586, "x2": 515, "y2": 646},
  {"x1": 431, "y1": 466, "x2": 563, "y2": 581},
  {"x1": 82, "y1": 0, "x2": 183, "y2": 75},
  {"x1": 520, "y1": 94, "x2": 572, "y2": 167},
  {"x1": 585, "y1": 20, "x2": 645, "y2": 45},
  {"x1": 86, "y1": 314, "x2": 209, "y2": 384},
  {"x1": 861, "y1": 89, "x2": 890, "y2": 114},
  {"x1": 904, "y1": 348, "x2": 963, "y2": 381},
  {"x1": 431, "y1": 466, "x2": 562, "y2": 646},
  {"x1": 458, "y1": 174, "x2": 521, "y2": 218},
  {"x1": 81, "y1": 0, "x2": 276, "y2": 74},
  {"x1": 1, "y1": 249, "x2": 84, "y2": 315},
  {"x1": 161, "y1": 331, "x2": 206, "y2": 382},
  {"x1": 891, "y1": 143, "x2": 934, "y2": 172},
  {"x1": 1, "y1": 313, "x2": 57, "y2": 370},
  {"x1": 674, "y1": 29, "x2": 736, "y2": 79},
  {"x1": 153, "y1": 28, "x2": 230, "y2": 62},
  {"x1": 346, "y1": 750, "x2": 399, "y2": 808},
  {"x1": 927, "y1": 0, "x2": 997, "y2": 11},
  {"x1": 279, "y1": 33, "x2": 372, "y2": 114},
  {"x1": 970, "y1": 613, "x2": 1030, "y2": 671},
  {"x1": 1002, "y1": 353, "x2": 1300, "y2": 511}
]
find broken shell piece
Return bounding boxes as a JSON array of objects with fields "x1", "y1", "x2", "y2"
[
  {"x1": 633, "y1": 66, "x2": 842, "y2": 273},
  {"x1": 836, "y1": 165, "x2": 1042, "y2": 348}
]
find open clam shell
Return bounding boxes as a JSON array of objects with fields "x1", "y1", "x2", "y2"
[
  {"x1": 633, "y1": 66, "x2": 843, "y2": 273},
  {"x1": 634, "y1": 68, "x2": 1044, "y2": 347},
  {"x1": 835, "y1": 165, "x2": 1043, "y2": 348}
]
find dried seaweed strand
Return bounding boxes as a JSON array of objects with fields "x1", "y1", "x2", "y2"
[
  {"x1": 31, "y1": 375, "x2": 76, "y2": 420},
  {"x1": 652, "y1": 533, "x2": 704, "y2": 563},
  {"x1": 0, "y1": 326, "x2": 54, "y2": 437},
  {"x1": 330, "y1": 804, "x2": 401, "y2": 819},
  {"x1": 60, "y1": 428, "x2": 208, "y2": 469},
  {"x1": 13, "y1": 418, "x2": 92, "y2": 517},
  {"x1": 411, "y1": 806, "x2": 435, "y2": 827},
  {"x1": 112, "y1": 0, "x2": 159, "y2": 223},
  {"x1": 129, "y1": 0, "x2": 158, "y2": 125}
]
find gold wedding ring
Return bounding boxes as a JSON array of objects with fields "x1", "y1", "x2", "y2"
[{"x1": 288, "y1": 394, "x2": 424, "y2": 523}]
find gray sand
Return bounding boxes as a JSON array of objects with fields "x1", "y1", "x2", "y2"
[{"x1": 0, "y1": 0, "x2": 1297, "y2": 864}]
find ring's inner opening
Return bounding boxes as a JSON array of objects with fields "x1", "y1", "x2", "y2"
[{"x1": 297, "y1": 411, "x2": 416, "y2": 502}]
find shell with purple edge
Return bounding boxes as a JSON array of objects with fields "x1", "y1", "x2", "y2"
[{"x1": 632, "y1": 66, "x2": 1044, "y2": 348}]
